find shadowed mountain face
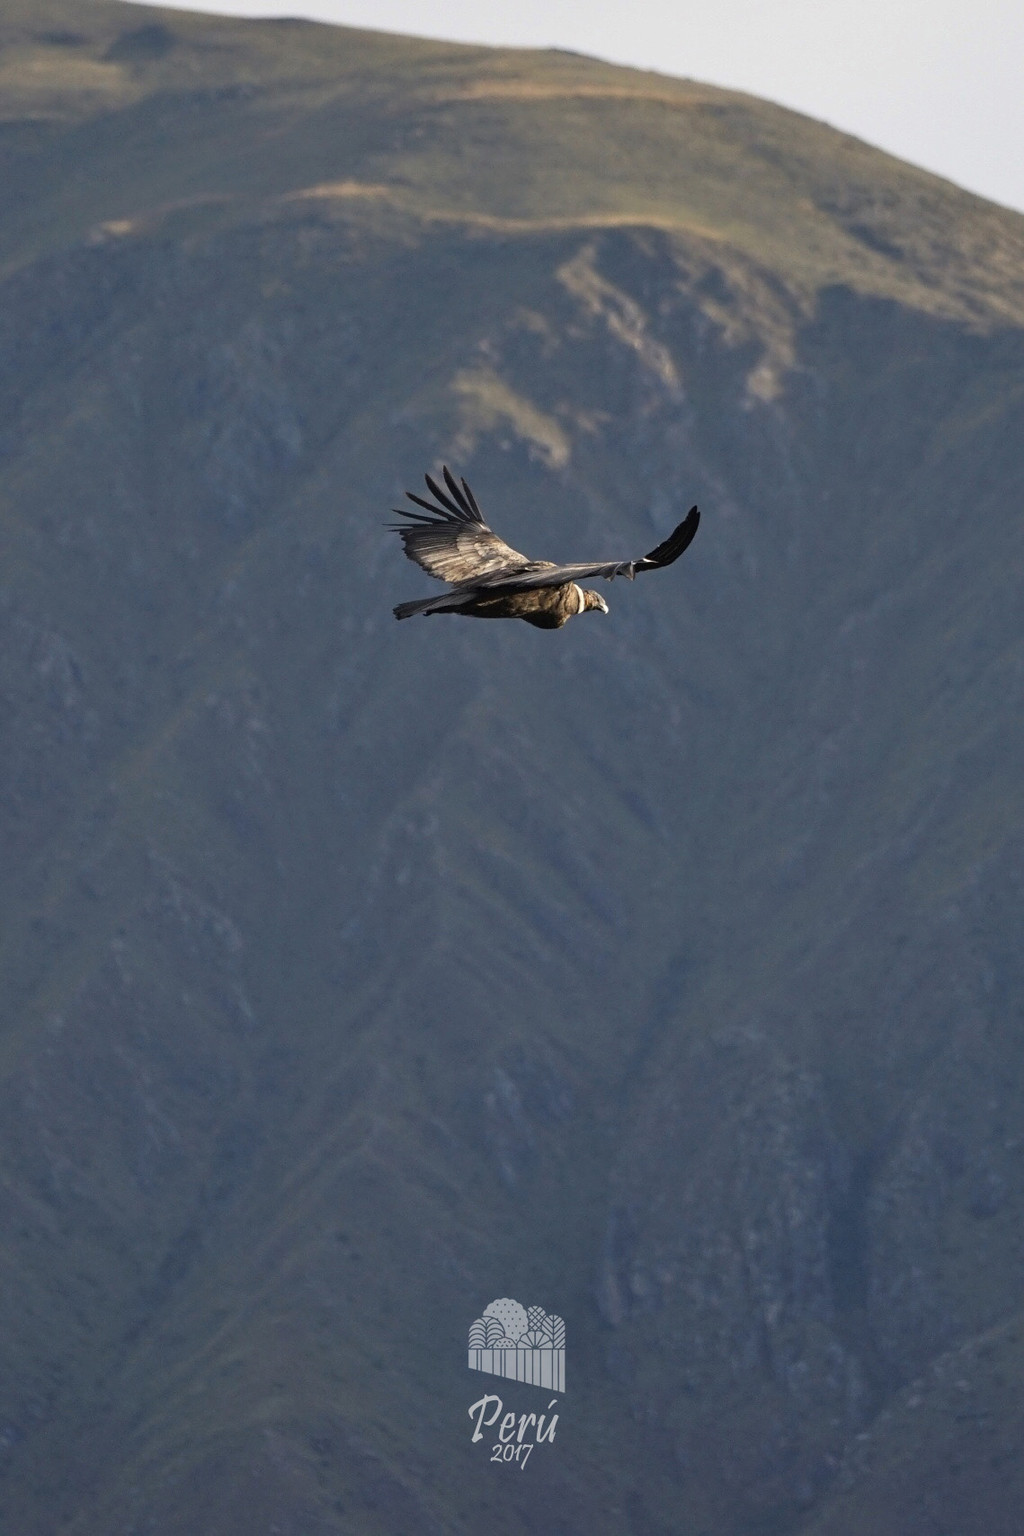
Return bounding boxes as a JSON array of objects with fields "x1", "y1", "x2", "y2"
[{"x1": 1, "y1": 5, "x2": 1023, "y2": 1533}]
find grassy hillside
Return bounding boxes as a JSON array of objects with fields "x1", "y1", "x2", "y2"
[
  {"x1": 4, "y1": 0, "x2": 1024, "y2": 322},
  {"x1": 1, "y1": 4, "x2": 1023, "y2": 1533}
]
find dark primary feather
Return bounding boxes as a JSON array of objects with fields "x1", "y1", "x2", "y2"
[{"x1": 634, "y1": 506, "x2": 701, "y2": 570}]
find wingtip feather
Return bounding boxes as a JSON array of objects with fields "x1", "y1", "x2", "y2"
[
  {"x1": 441, "y1": 464, "x2": 474, "y2": 518},
  {"x1": 639, "y1": 505, "x2": 700, "y2": 568},
  {"x1": 423, "y1": 472, "x2": 465, "y2": 519},
  {"x1": 461, "y1": 476, "x2": 483, "y2": 518}
]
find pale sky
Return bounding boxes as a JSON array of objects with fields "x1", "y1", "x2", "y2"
[{"x1": 136, "y1": 0, "x2": 1024, "y2": 214}]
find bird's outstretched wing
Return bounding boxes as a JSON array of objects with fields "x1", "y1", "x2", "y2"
[
  {"x1": 389, "y1": 468, "x2": 540, "y2": 585},
  {"x1": 468, "y1": 506, "x2": 700, "y2": 593}
]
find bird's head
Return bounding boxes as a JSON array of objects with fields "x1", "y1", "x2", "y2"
[{"x1": 582, "y1": 589, "x2": 609, "y2": 616}]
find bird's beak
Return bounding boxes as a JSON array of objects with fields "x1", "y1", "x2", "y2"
[{"x1": 596, "y1": 595, "x2": 609, "y2": 614}]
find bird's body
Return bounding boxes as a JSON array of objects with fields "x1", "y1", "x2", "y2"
[
  {"x1": 395, "y1": 578, "x2": 606, "y2": 628},
  {"x1": 389, "y1": 467, "x2": 699, "y2": 627}
]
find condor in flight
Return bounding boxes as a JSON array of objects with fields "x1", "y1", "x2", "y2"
[{"x1": 390, "y1": 467, "x2": 699, "y2": 630}]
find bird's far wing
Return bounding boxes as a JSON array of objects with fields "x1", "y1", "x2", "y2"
[
  {"x1": 469, "y1": 507, "x2": 700, "y2": 593},
  {"x1": 388, "y1": 467, "x2": 533, "y2": 585}
]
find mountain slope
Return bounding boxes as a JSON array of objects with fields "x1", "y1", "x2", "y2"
[{"x1": 1, "y1": 5, "x2": 1023, "y2": 1533}]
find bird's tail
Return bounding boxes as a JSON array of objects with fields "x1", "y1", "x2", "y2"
[
  {"x1": 393, "y1": 593, "x2": 462, "y2": 620},
  {"x1": 394, "y1": 597, "x2": 431, "y2": 620}
]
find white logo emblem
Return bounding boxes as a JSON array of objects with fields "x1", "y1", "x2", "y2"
[{"x1": 468, "y1": 1297, "x2": 565, "y2": 1393}]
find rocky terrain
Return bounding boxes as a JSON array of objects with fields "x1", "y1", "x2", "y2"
[{"x1": 1, "y1": 4, "x2": 1022, "y2": 1532}]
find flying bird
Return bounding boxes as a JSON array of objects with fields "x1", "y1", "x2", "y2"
[{"x1": 390, "y1": 467, "x2": 699, "y2": 629}]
